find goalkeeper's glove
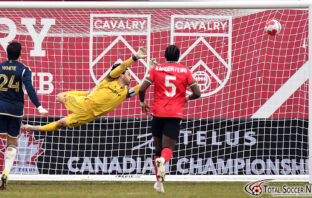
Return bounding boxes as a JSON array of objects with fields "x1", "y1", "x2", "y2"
[
  {"x1": 37, "y1": 106, "x2": 48, "y2": 117},
  {"x1": 133, "y1": 47, "x2": 147, "y2": 61},
  {"x1": 149, "y1": 58, "x2": 158, "y2": 70}
]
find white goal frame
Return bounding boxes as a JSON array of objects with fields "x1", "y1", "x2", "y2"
[{"x1": 1, "y1": 0, "x2": 311, "y2": 182}]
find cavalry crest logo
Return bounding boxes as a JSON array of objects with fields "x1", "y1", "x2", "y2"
[
  {"x1": 171, "y1": 15, "x2": 232, "y2": 97},
  {"x1": 89, "y1": 14, "x2": 151, "y2": 85}
]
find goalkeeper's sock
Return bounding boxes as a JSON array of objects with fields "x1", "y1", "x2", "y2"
[
  {"x1": 3, "y1": 146, "x2": 17, "y2": 174},
  {"x1": 154, "y1": 155, "x2": 160, "y2": 181},
  {"x1": 40, "y1": 121, "x2": 62, "y2": 131},
  {"x1": 161, "y1": 148, "x2": 173, "y2": 163},
  {"x1": 65, "y1": 90, "x2": 88, "y2": 96}
]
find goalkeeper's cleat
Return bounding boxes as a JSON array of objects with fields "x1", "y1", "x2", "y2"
[
  {"x1": 0, "y1": 171, "x2": 8, "y2": 190},
  {"x1": 155, "y1": 157, "x2": 165, "y2": 182},
  {"x1": 153, "y1": 181, "x2": 165, "y2": 193},
  {"x1": 22, "y1": 124, "x2": 40, "y2": 131}
]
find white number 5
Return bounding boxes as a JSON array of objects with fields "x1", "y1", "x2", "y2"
[{"x1": 165, "y1": 75, "x2": 176, "y2": 97}]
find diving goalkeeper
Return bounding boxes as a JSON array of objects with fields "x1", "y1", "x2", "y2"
[{"x1": 23, "y1": 48, "x2": 147, "y2": 131}]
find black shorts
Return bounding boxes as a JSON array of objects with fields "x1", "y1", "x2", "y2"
[
  {"x1": 0, "y1": 115, "x2": 22, "y2": 138},
  {"x1": 151, "y1": 116, "x2": 182, "y2": 140}
]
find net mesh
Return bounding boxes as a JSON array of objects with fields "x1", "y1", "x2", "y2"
[{"x1": 0, "y1": 8, "x2": 308, "y2": 179}]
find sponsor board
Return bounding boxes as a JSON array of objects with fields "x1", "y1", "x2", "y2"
[{"x1": 9, "y1": 117, "x2": 306, "y2": 175}]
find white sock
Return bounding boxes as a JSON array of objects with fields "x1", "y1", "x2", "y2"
[{"x1": 3, "y1": 147, "x2": 17, "y2": 174}]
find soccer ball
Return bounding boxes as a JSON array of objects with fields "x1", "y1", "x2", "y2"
[{"x1": 265, "y1": 19, "x2": 281, "y2": 35}]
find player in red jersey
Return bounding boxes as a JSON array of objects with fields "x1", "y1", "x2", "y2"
[{"x1": 139, "y1": 45, "x2": 201, "y2": 193}]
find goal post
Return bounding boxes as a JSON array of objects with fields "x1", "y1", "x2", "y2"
[
  {"x1": 0, "y1": 1, "x2": 310, "y2": 182},
  {"x1": 309, "y1": 2, "x2": 312, "y2": 184}
]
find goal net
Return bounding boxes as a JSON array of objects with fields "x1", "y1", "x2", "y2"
[{"x1": 0, "y1": 4, "x2": 309, "y2": 181}]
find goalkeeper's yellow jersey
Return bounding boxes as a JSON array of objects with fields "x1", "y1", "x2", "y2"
[
  {"x1": 84, "y1": 57, "x2": 139, "y2": 117},
  {"x1": 85, "y1": 79, "x2": 129, "y2": 117}
]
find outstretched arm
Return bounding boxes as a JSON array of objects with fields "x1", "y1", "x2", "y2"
[
  {"x1": 109, "y1": 57, "x2": 134, "y2": 78},
  {"x1": 109, "y1": 48, "x2": 147, "y2": 78}
]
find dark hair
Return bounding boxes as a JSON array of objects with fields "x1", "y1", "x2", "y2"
[
  {"x1": 111, "y1": 63, "x2": 127, "y2": 74},
  {"x1": 165, "y1": 45, "x2": 180, "y2": 62},
  {"x1": 7, "y1": 42, "x2": 21, "y2": 61}
]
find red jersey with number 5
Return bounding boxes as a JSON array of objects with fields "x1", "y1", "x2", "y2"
[{"x1": 145, "y1": 62, "x2": 197, "y2": 118}]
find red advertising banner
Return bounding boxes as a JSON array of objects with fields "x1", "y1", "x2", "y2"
[{"x1": 0, "y1": 9, "x2": 307, "y2": 119}]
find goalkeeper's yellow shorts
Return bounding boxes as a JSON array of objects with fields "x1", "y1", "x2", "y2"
[{"x1": 63, "y1": 93, "x2": 96, "y2": 128}]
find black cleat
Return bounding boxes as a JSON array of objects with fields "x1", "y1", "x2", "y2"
[{"x1": 0, "y1": 172, "x2": 8, "y2": 190}]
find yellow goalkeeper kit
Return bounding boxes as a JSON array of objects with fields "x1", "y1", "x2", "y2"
[{"x1": 63, "y1": 57, "x2": 140, "y2": 128}]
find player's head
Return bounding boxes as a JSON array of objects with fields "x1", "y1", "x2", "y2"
[
  {"x1": 7, "y1": 42, "x2": 22, "y2": 61},
  {"x1": 120, "y1": 70, "x2": 131, "y2": 86},
  {"x1": 111, "y1": 63, "x2": 128, "y2": 74},
  {"x1": 165, "y1": 45, "x2": 180, "y2": 62},
  {"x1": 111, "y1": 63, "x2": 131, "y2": 85}
]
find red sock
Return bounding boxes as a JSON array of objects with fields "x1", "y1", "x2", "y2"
[
  {"x1": 154, "y1": 155, "x2": 160, "y2": 181},
  {"x1": 161, "y1": 148, "x2": 173, "y2": 163}
]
